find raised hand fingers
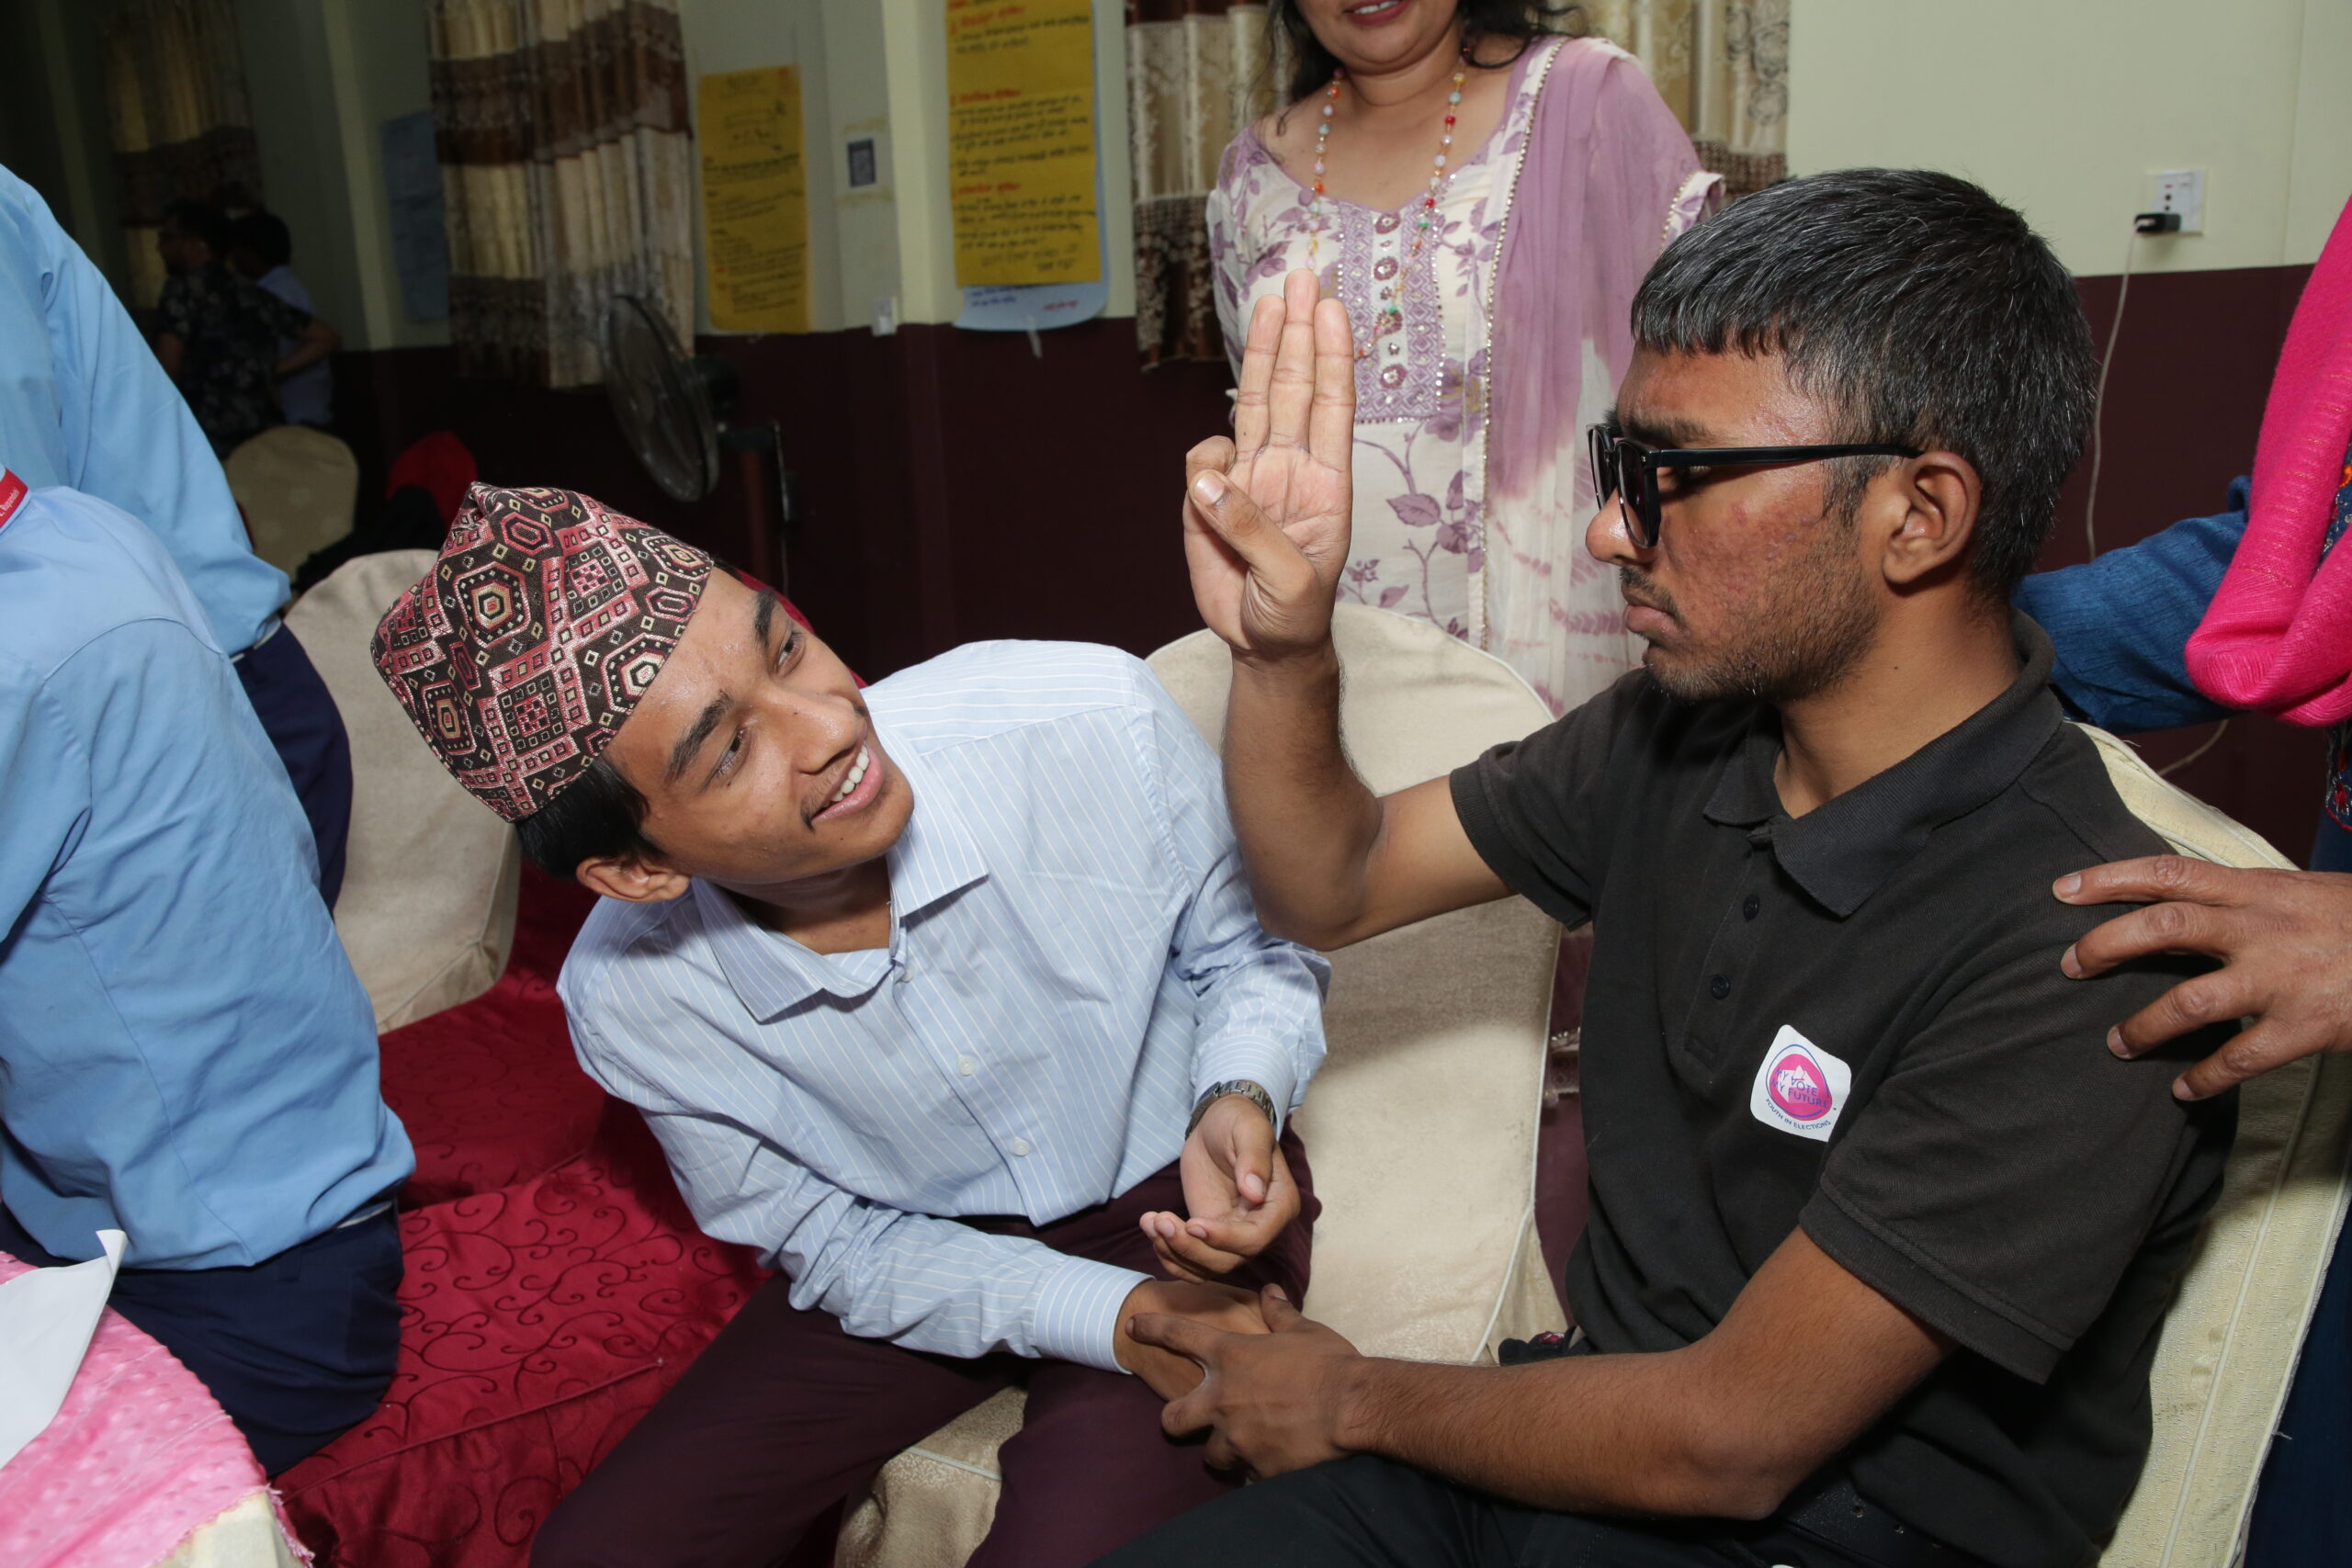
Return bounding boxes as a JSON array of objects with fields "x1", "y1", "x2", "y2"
[
  {"x1": 1190, "y1": 469, "x2": 1316, "y2": 587},
  {"x1": 1308, "y1": 295, "x2": 1356, "y2": 468},
  {"x1": 1264, "y1": 270, "x2": 1322, "y2": 453},
  {"x1": 1232, "y1": 292, "x2": 1285, "y2": 458}
]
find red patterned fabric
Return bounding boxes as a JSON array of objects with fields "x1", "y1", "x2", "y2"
[
  {"x1": 379, "y1": 867, "x2": 604, "y2": 1205},
  {"x1": 372, "y1": 485, "x2": 715, "y2": 822},
  {"x1": 277, "y1": 1101, "x2": 763, "y2": 1567}
]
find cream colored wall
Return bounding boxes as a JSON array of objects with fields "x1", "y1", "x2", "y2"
[
  {"x1": 1786, "y1": 0, "x2": 2352, "y2": 277},
  {"x1": 684, "y1": 0, "x2": 1136, "y2": 332}
]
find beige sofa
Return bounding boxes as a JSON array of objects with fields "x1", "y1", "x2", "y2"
[{"x1": 283, "y1": 548, "x2": 520, "y2": 1030}]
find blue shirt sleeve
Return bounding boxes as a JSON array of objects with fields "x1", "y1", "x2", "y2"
[
  {"x1": 0, "y1": 165, "x2": 288, "y2": 650},
  {"x1": 2011, "y1": 483, "x2": 2246, "y2": 734}
]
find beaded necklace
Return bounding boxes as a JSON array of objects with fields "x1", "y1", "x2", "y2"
[{"x1": 1306, "y1": 51, "x2": 1469, "y2": 362}]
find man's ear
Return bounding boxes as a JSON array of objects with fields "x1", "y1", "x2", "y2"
[
  {"x1": 1877, "y1": 450, "x2": 1983, "y2": 588},
  {"x1": 575, "y1": 853, "x2": 692, "y2": 905}
]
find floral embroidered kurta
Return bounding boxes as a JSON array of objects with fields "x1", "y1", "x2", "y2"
[
  {"x1": 1209, "y1": 54, "x2": 1544, "y2": 646},
  {"x1": 1207, "y1": 37, "x2": 1714, "y2": 713}
]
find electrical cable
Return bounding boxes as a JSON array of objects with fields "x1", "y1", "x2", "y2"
[
  {"x1": 2083, "y1": 230, "x2": 2141, "y2": 562},
  {"x1": 2159, "y1": 719, "x2": 2230, "y2": 778}
]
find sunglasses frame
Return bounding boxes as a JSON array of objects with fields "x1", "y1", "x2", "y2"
[{"x1": 1587, "y1": 425, "x2": 1924, "y2": 548}]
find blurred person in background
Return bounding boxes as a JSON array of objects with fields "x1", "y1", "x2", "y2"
[
  {"x1": 153, "y1": 197, "x2": 337, "y2": 455},
  {"x1": 228, "y1": 209, "x2": 333, "y2": 429}
]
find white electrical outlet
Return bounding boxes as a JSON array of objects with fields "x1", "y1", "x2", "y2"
[{"x1": 2151, "y1": 169, "x2": 2205, "y2": 234}]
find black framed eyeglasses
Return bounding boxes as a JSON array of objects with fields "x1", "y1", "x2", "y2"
[{"x1": 1586, "y1": 425, "x2": 1923, "y2": 548}]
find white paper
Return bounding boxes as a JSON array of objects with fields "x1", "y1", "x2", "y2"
[{"x1": 0, "y1": 1228, "x2": 126, "y2": 1470}]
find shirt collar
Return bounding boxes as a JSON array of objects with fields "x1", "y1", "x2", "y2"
[
  {"x1": 694, "y1": 734, "x2": 991, "y2": 1021},
  {"x1": 1702, "y1": 613, "x2": 2064, "y2": 918}
]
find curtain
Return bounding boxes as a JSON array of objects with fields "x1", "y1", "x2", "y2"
[
  {"x1": 100, "y1": 0, "x2": 264, "y2": 309},
  {"x1": 1125, "y1": 2, "x2": 1290, "y2": 367},
  {"x1": 1122, "y1": 0, "x2": 1786, "y2": 365},
  {"x1": 428, "y1": 0, "x2": 695, "y2": 388},
  {"x1": 1580, "y1": 0, "x2": 1788, "y2": 197}
]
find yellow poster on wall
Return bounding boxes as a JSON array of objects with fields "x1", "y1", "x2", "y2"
[
  {"x1": 945, "y1": 0, "x2": 1099, "y2": 288},
  {"x1": 698, "y1": 65, "x2": 810, "y2": 333}
]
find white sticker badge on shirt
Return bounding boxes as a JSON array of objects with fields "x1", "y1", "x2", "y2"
[{"x1": 1748, "y1": 1025, "x2": 1853, "y2": 1143}]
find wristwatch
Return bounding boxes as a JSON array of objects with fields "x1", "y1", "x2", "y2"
[{"x1": 1186, "y1": 1078, "x2": 1279, "y2": 1138}]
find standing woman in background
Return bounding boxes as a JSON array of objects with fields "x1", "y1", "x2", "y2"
[{"x1": 1209, "y1": 0, "x2": 1717, "y2": 713}]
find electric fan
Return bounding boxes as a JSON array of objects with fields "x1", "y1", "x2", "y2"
[{"x1": 603, "y1": 294, "x2": 793, "y2": 586}]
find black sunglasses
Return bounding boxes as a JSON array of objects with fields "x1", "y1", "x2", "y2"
[{"x1": 1587, "y1": 425, "x2": 1922, "y2": 548}]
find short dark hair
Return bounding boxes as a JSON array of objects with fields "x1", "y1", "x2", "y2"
[
  {"x1": 514, "y1": 753, "x2": 658, "y2": 881},
  {"x1": 163, "y1": 199, "x2": 232, "y2": 257},
  {"x1": 1629, "y1": 167, "x2": 2097, "y2": 597},
  {"x1": 1268, "y1": 1, "x2": 1587, "y2": 105},
  {"x1": 229, "y1": 209, "x2": 292, "y2": 270}
]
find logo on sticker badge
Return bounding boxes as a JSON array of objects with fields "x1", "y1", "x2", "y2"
[{"x1": 1749, "y1": 1026, "x2": 1852, "y2": 1142}]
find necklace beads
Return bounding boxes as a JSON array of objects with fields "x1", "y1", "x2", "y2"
[{"x1": 1305, "y1": 53, "x2": 1471, "y2": 362}]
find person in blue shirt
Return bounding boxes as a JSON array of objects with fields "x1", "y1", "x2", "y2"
[
  {"x1": 0, "y1": 477, "x2": 413, "y2": 1473},
  {"x1": 0, "y1": 164, "x2": 355, "y2": 904},
  {"x1": 369, "y1": 484, "x2": 1329, "y2": 1568},
  {"x1": 2018, "y1": 473, "x2": 2352, "y2": 1568}
]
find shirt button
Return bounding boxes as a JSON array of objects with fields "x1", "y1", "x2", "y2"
[
  {"x1": 1010, "y1": 1137, "x2": 1033, "y2": 1156},
  {"x1": 1742, "y1": 895, "x2": 1760, "y2": 920},
  {"x1": 896, "y1": 954, "x2": 912, "y2": 984},
  {"x1": 958, "y1": 1056, "x2": 977, "y2": 1077},
  {"x1": 1708, "y1": 974, "x2": 1733, "y2": 1000}
]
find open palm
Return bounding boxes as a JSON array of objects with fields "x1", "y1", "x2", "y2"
[{"x1": 1183, "y1": 269, "x2": 1356, "y2": 662}]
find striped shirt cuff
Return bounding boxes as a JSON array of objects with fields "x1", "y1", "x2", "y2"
[
  {"x1": 1190, "y1": 1037, "x2": 1300, "y2": 1135},
  {"x1": 1031, "y1": 1253, "x2": 1152, "y2": 1373}
]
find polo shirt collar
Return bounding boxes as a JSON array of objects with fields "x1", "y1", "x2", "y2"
[
  {"x1": 695, "y1": 738, "x2": 991, "y2": 1021},
  {"x1": 1702, "y1": 613, "x2": 2064, "y2": 919}
]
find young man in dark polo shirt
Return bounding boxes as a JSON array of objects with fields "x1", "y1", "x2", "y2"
[{"x1": 1101, "y1": 172, "x2": 2237, "y2": 1568}]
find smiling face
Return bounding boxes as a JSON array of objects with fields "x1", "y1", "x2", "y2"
[
  {"x1": 591, "y1": 570, "x2": 911, "y2": 901},
  {"x1": 1586, "y1": 347, "x2": 1885, "y2": 705},
  {"x1": 1295, "y1": 0, "x2": 1459, "y2": 74}
]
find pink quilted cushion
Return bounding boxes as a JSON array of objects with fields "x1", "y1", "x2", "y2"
[{"x1": 0, "y1": 1253, "x2": 297, "y2": 1568}]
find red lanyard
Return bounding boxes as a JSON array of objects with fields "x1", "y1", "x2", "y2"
[{"x1": 0, "y1": 470, "x2": 25, "y2": 531}]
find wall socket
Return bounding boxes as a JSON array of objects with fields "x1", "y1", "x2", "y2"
[{"x1": 2150, "y1": 169, "x2": 2205, "y2": 234}]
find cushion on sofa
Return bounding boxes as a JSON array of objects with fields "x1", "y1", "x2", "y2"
[{"x1": 286, "y1": 548, "x2": 520, "y2": 1032}]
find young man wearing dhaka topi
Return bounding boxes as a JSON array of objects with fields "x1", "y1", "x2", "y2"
[
  {"x1": 1102, "y1": 173, "x2": 2238, "y2": 1568},
  {"x1": 368, "y1": 485, "x2": 1329, "y2": 1568}
]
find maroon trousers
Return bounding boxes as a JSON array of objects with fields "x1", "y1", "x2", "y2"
[{"x1": 532, "y1": 1137, "x2": 1315, "y2": 1568}]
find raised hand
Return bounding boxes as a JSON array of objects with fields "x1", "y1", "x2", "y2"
[{"x1": 1182, "y1": 268, "x2": 1356, "y2": 663}]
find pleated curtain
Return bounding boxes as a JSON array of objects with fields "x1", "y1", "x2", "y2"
[
  {"x1": 99, "y1": 0, "x2": 264, "y2": 309},
  {"x1": 1125, "y1": 2, "x2": 1290, "y2": 367},
  {"x1": 1122, "y1": 0, "x2": 1789, "y2": 366},
  {"x1": 1581, "y1": 0, "x2": 1789, "y2": 197},
  {"x1": 428, "y1": 0, "x2": 695, "y2": 388}
]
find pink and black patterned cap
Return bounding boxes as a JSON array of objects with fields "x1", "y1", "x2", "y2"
[{"x1": 372, "y1": 483, "x2": 715, "y2": 822}]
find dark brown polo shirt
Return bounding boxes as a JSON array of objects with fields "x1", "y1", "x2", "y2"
[{"x1": 1451, "y1": 616, "x2": 2235, "y2": 1568}]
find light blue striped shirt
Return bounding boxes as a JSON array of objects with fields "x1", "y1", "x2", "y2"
[{"x1": 560, "y1": 642, "x2": 1329, "y2": 1372}]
